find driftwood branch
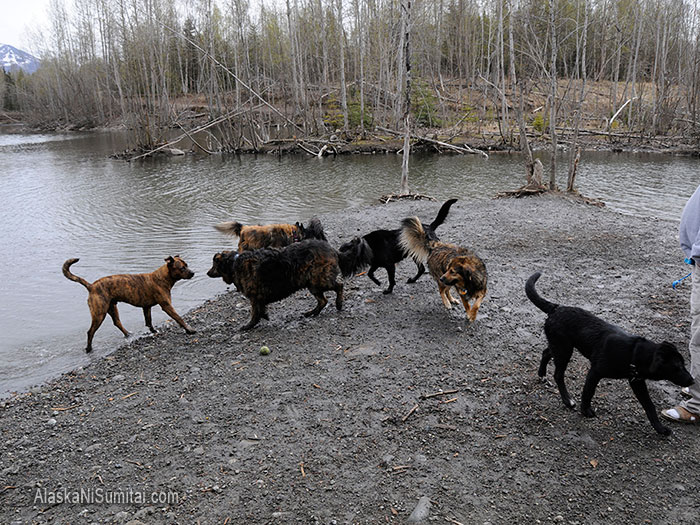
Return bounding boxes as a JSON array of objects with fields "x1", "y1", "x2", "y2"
[
  {"x1": 175, "y1": 122, "x2": 213, "y2": 154},
  {"x1": 420, "y1": 389, "x2": 459, "y2": 399},
  {"x1": 128, "y1": 105, "x2": 263, "y2": 160},
  {"x1": 376, "y1": 126, "x2": 488, "y2": 157},
  {"x1": 608, "y1": 97, "x2": 637, "y2": 129},
  {"x1": 379, "y1": 193, "x2": 436, "y2": 204}
]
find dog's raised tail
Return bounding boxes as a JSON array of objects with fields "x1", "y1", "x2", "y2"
[
  {"x1": 428, "y1": 198, "x2": 458, "y2": 231},
  {"x1": 305, "y1": 217, "x2": 327, "y2": 242},
  {"x1": 399, "y1": 217, "x2": 430, "y2": 264},
  {"x1": 62, "y1": 258, "x2": 92, "y2": 290},
  {"x1": 214, "y1": 221, "x2": 243, "y2": 237},
  {"x1": 525, "y1": 272, "x2": 557, "y2": 314}
]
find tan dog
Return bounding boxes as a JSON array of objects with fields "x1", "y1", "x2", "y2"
[
  {"x1": 63, "y1": 256, "x2": 196, "y2": 352},
  {"x1": 400, "y1": 217, "x2": 487, "y2": 321},
  {"x1": 214, "y1": 218, "x2": 326, "y2": 252}
]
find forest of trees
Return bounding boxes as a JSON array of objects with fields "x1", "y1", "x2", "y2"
[{"x1": 4, "y1": 0, "x2": 700, "y2": 155}]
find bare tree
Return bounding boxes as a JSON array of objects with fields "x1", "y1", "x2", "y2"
[
  {"x1": 548, "y1": 0, "x2": 558, "y2": 190},
  {"x1": 337, "y1": 0, "x2": 349, "y2": 130},
  {"x1": 400, "y1": 0, "x2": 411, "y2": 195},
  {"x1": 567, "y1": 0, "x2": 589, "y2": 193}
]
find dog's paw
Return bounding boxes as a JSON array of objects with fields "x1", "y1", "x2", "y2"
[
  {"x1": 186, "y1": 328, "x2": 197, "y2": 334},
  {"x1": 657, "y1": 425, "x2": 672, "y2": 436},
  {"x1": 581, "y1": 407, "x2": 596, "y2": 417}
]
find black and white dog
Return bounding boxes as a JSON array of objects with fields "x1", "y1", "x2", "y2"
[{"x1": 338, "y1": 199, "x2": 457, "y2": 294}]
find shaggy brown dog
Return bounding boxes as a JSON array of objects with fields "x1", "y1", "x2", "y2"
[
  {"x1": 214, "y1": 217, "x2": 326, "y2": 252},
  {"x1": 400, "y1": 217, "x2": 487, "y2": 321},
  {"x1": 62, "y1": 256, "x2": 196, "y2": 352},
  {"x1": 207, "y1": 239, "x2": 345, "y2": 330}
]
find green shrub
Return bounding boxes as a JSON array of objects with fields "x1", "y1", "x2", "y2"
[
  {"x1": 531, "y1": 113, "x2": 546, "y2": 133},
  {"x1": 411, "y1": 80, "x2": 441, "y2": 127}
]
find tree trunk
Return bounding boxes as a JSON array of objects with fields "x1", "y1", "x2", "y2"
[
  {"x1": 399, "y1": 0, "x2": 411, "y2": 195},
  {"x1": 567, "y1": 0, "x2": 588, "y2": 193},
  {"x1": 337, "y1": 0, "x2": 348, "y2": 130},
  {"x1": 548, "y1": 0, "x2": 558, "y2": 191}
]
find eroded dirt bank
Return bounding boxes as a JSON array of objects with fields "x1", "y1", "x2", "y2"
[{"x1": 1, "y1": 195, "x2": 698, "y2": 525}]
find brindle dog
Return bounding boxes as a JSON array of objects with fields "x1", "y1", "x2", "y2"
[
  {"x1": 214, "y1": 217, "x2": 326, "y2": 252},
  {"x1": 400, "y1": 217, "x2": 487, "y2": 321},
  {"x1": 207, "y1": 239, "x2": 345, "y2": 330},
  {"x1": 63, "y1": 256, "x2": 196, "y2": 352}
]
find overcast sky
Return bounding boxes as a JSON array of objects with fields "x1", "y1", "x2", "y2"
[{"x1": 0, "y1": 0, "x2": 50, "y2": 50}]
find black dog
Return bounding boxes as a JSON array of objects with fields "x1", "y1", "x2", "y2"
[
  {"x1": 338, "y1": 198, "x2": 457, "y2": 294},
  {"x1": 207, "y1": 240, "x2": 347, "y2": 330},
  {"x1": 526, "y1": 272, "x2": 693, "y2": 435}
]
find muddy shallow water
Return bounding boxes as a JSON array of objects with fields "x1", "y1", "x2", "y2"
[{"x1": 1, "y1": 196, "x2": 699, "y2": 524}]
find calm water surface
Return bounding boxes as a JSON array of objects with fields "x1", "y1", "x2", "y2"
[{"x1": 2, "y1": 128, "x2": 700, "y2": 396}]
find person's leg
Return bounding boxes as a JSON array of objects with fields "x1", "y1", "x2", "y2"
[
  {"x1": 681, "y1": 265, "x2": 700, "y2": 414},
  {"x1": 663, "y1": 265, "x2": 700, "y2": 422}
]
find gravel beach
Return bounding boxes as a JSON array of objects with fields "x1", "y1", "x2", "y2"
[{"x1": 1, "y1": 194, "x2": 698, "y2": 525}]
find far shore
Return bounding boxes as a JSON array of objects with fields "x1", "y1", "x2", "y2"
[{"x1": 3, "y1": 110, "x2": 699, "y2": 158}]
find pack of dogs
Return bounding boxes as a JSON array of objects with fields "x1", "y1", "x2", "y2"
[{"x1": 62, "y1": 199, "x2": 694, "y2": 435}]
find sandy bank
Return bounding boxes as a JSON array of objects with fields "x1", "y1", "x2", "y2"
[{"x1": 1, "y1": 195, "x2": 698, "y2": 524}]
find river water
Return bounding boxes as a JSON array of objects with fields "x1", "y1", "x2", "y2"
[{"x1": 1, "y1": 128, "x2": 699, "y2": 396}]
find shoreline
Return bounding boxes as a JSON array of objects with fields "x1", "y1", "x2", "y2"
[
  {"x1": 3, "y1": 117, "x2": 700, "y2": 157},
  {"x1": 3, "y1": 195, "x2": 700, "y2": 524}
]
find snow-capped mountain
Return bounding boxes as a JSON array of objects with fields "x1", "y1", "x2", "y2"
[{"x1": 1, "y1": 44, "x2": 40, "y2": 74}]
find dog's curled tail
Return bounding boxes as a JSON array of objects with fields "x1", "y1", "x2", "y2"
[
  {"x1": 428, "y1": 198, "x2": 458, "y2": 231},
  {"x1": 214, "y1": 221, "x2": 243, "y2": 237},
  {"x1": 525, "y1": 272, "x2": 557, "y2": 314},
  {"x1": 305, "y1": 217, "x2": 327, "y2": 242},
  {"x1": 62, "y1": 258, "x2": 92, "y2": 290},
  {"x1": 399, "y1": 217, "x2": 430, "y2": 264}
]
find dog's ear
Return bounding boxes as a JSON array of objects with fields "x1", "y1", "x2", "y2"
[
  {"x1": 648, "y1": 341, "x2": 680, "y2": 375},
  {"x1": 358, "y1": 238, "x2": 373, "y2": 261},
  {"x1": 460, "y1": 266, "x2": 473, "y2": 283},
  {"x1": 165, "y1": 256, "x2": 175, "y2": 265},
  {"x1": 659, "y1": 341, "x2": 678, "y2": 352}
]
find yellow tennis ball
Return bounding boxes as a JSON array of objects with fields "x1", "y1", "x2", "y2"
[{"x1": 259, "y1": 346, "x2": 271, "y2": 355}]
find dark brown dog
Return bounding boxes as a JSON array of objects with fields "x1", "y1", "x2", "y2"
[
  {"x1": 214, "y1": 217, "x2": 326, "y2": 252},
  {"x1": 400, "y1": 217, "x2": 487, "y2": 321},
  {"x1": 63, "y1": 256, "x2": 196, "y2": 352},
  {"x1": 207, "y1": 239, "x2": 345, "y2": 330}
]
